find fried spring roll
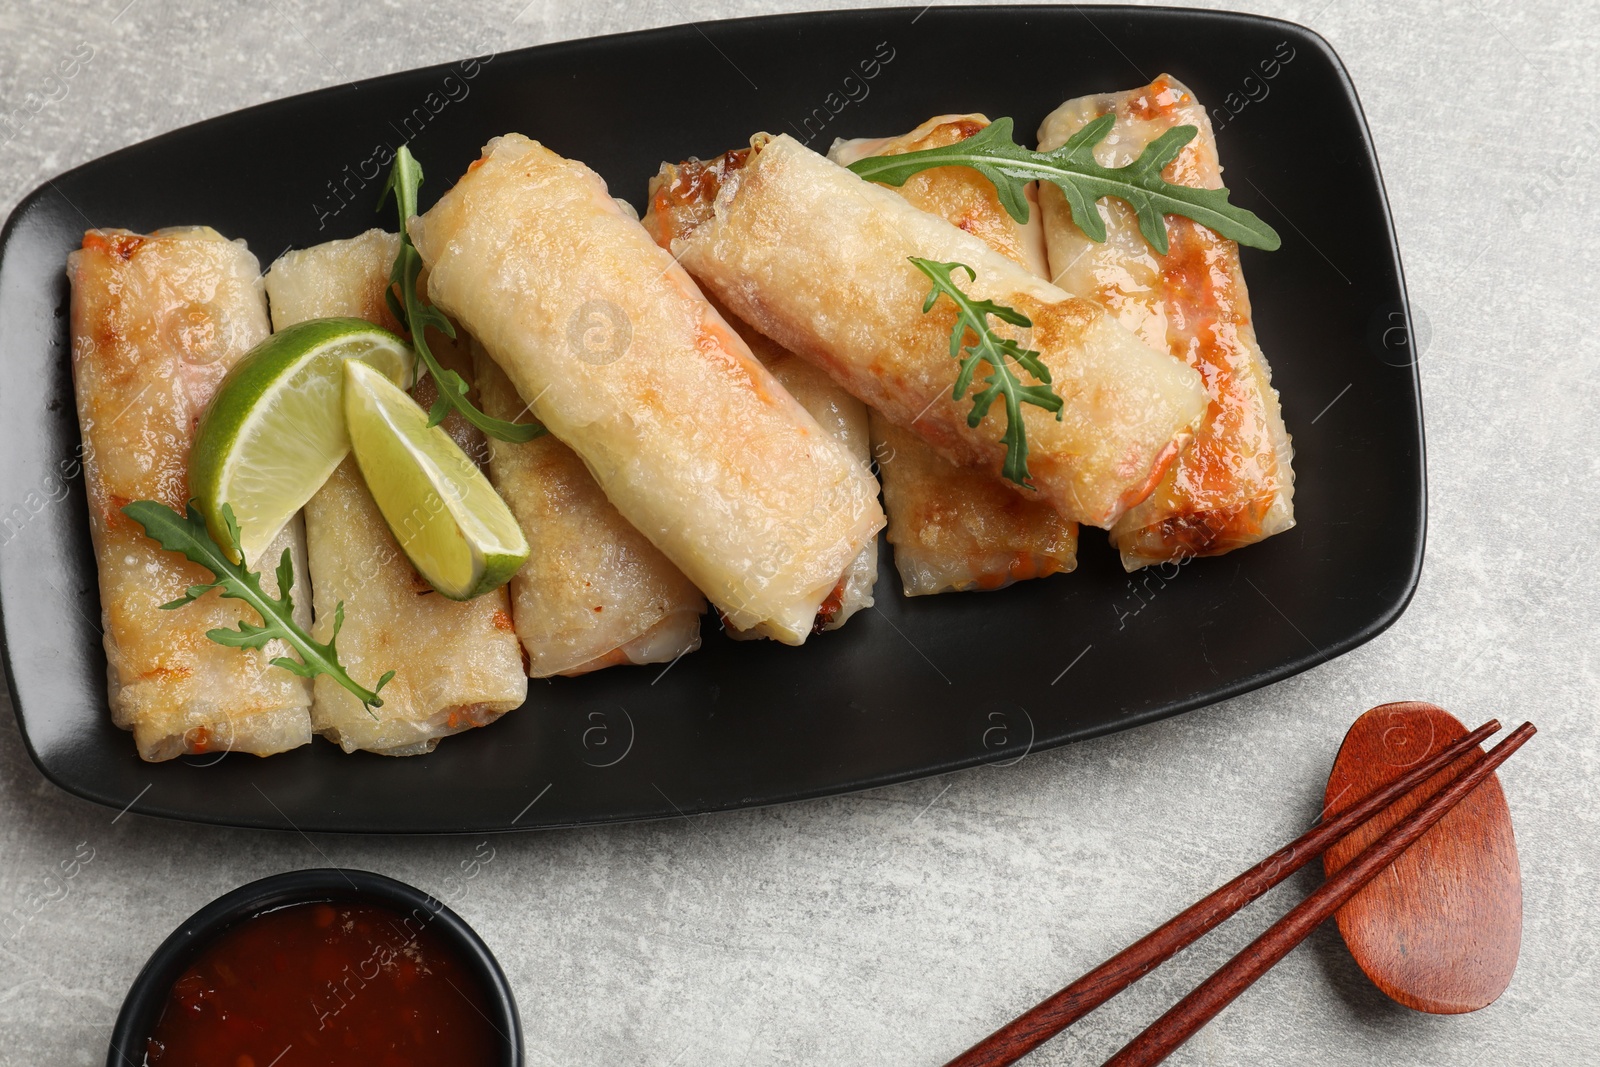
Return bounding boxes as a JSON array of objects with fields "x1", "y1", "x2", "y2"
[
  {"x1": 265, "y1": 229, "x2": 527, "y2": 755},
  {"x1": 69, "y1": 227, "x2": 313, "y2": 761},
  {"x1": 472, "y1": 344, "x2": 706, "y2": 675},
  {"x1": 409, "y1": 134, "x2": 885, "y2": 645},
  {"x1": 830, "y1": 116, "x2": 1077, "y2": 594},
  {"x1": 713, "y1": 310, "x2": 877, "y2": 631},
  {"x1": 1038, "y1": 76, "x2": 1295, "y2": 569},
  {"x1": 644, "y1": 133, "x2": 1207, "y2": 530}
]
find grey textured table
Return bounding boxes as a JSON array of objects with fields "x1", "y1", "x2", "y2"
[{"x1": 2, "y1": 1, "x2": 1595, "y2": 1064}]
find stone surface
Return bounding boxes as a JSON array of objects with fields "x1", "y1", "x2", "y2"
[{"x1": 1, "y1": 1, "x2": 1595, "y2": 1064}]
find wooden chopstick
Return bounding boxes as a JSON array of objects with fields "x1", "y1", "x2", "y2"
[
  {"x1": 1101, "y1": 721, "x2": 1535, "y2": 1066},
  {"x1": 943, "y1": 718, "x2": 1506, "y2": 1067}
]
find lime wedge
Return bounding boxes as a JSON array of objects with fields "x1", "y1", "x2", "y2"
[
  {"x1": 342, "y1": 360, "x2": 529, "y2": 600},
  {"x1": 191, "y1": 317, "x2": 414, "y2": 564}
]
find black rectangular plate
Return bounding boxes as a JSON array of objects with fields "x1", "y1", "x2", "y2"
[{"x1": 0, "y1": 6, "x2": 1423, "y2": 833}]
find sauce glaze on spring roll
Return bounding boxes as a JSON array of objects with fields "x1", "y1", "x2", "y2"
[
  {"x1": 831, "y1": 117, "x2": 1078, "y2": 594},
  {"x1": 69, "y1": 227, "x2": 313, "y2": 761},
  {"x1": 473, "y1": 344, "x2": 706, "y2": 675},
  {"x1": 409, "y1": 134, "x2": 884, "y2": 645},
  {"x1": 265, "y1": 229, "x2": 527, "y2": 755},
  {"x1": 1038, "y1": 76, "x2": 1295, "y2": 569},
  {"x1": 644, "y1": 133, "x2": 1207, "y2": 530}
]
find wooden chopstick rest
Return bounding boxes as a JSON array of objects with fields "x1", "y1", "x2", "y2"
[{"x1": 1324, "y1": 701, "x2": 1522, "y2": 1013}]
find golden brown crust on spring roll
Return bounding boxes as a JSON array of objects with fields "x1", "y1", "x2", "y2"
[
  {"x1": 69, "y1": 227, "x2": 313, "y2": 761},
  {"x1": 1038, "y1": 76, "x2": 1295, "y2": 569}
]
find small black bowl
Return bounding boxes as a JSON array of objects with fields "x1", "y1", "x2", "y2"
[{"x1": 106, "y1": 868, "x2": 523, "y2": 1067}]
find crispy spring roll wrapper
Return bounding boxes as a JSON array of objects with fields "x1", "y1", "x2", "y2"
[
  {"x1": 264, "y1": 230, "x2": 527, "y2": 756},
  {"x1": 644, "y1": 133, "x2": 1207, "y2": 530},
  {"x1": 293, "y1": 457, "x2": 524, "y2": 756},
  {"x1": 830, "y1": 116, "x2": 1077, "y2": 594},
  {"x1": 472, "y1": 344, "x2": 706, "y2": 675},
  {"x1": 1038, "y1": 76, "x2": 1295, "y2": 569},
  {"x1": 710, "y1": 306, "x2": 877, "y2": 633},
  {"x1": 409, "y1": 134, "x2": 885, "y2": 645},
  {"x1": 69, "y1": 227, "x2": 313, "y2": 762},
  {"x1": 871, "y1": 416, "x2": 1077, "y2": 594}
]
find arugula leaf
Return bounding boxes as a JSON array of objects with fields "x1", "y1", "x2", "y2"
[
  {"x1": 123, "y1": 500, "x2": 394, "y2": 712},
  {"x1": 379, "y1": 145, "x2": 546, "y2": 443},
  {"x1": 847, "y1": 116, "x2": 1280, "y2": 255},
  {"x1": 910, "y1": 258, "x2": 1063, "y2": 488}
]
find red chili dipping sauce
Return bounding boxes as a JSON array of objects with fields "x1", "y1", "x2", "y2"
[{"x1": 144, "y1": 901, "x2": 500, "y2": 1067}]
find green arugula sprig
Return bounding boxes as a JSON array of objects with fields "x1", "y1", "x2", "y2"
[
  {"x1": 379, "y1": 146, "x2": 546, "y2": 443},
  {"x1": 123, "y1": 500, "x2": 393, "y2": 712},
  {"x1": 848, "y1": 116, "x2": 1280, "y2": 255},
  {"x1": 911, "y1": 258, "x2": 1063, "y2": 488}
]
